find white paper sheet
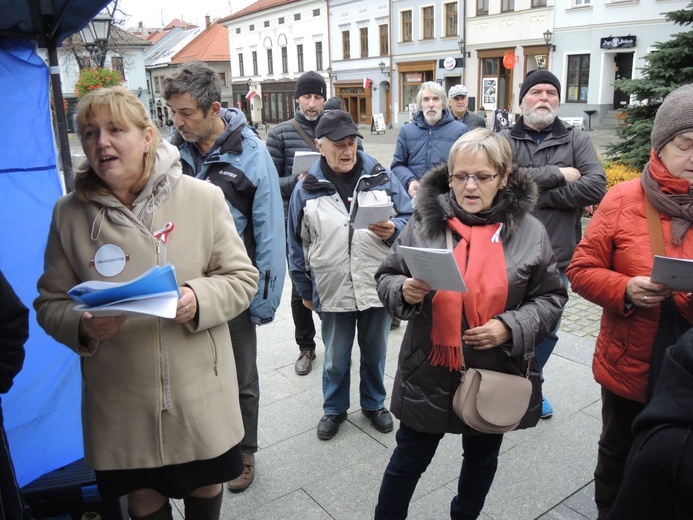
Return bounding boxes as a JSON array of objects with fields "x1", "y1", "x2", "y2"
[
  {"x1": 73, "y1": 291, "x2": 179, "y2": 319},
  {"x1": 650, "y1": 255, "x2": 693, "y2": 292},
  {"x1": 292, "y1": 151, "x2": 321, "y2": 175},
  {"x1": 399, "y1": 246, "x2": 467, "y2": 292},
  {"x1": 352, "y1": 202, "x2": 393, "y2": 229}
]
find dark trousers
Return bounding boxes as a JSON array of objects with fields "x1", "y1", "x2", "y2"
[
  {"x1": 0, "y1": 400, "x2": 31, "y2": 520},
  {"x1": 228, "y1": 311, "x2": 259, "y2": 454},
  {"x1": 595, "y1": 387, "x2": 644, "y2": 520},
  {"x1": 291, "y1": 281, "x2": 316, "y2": 352},
  {"x1": 375, "y1": 423, "x2": 503, "y2": 520}
]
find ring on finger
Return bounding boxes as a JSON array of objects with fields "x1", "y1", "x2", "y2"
[
  {"x1": 643, "y1": 296, "x2": 648, "y2": 303},
  {"x1": 185, "y1": 304, "x2": 190, "y2": 313}
]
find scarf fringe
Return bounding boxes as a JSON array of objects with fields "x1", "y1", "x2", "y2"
[{"x1": 428, "y1": 343, "x2": 461, "y2": 372}]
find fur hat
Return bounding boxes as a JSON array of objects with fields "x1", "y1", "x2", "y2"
[
  {"x1": 652, "y1": 84, "x2": 693, "y2": 153},
  {"x1": 295, "y1": 71, "x2": 327, "y2": 99},
  {"x1": 519, "y1": 70, "x2": 561, "y2": 103},
  {"x1": 316, "y1": 110, "x2": 363, "y2": 141}
]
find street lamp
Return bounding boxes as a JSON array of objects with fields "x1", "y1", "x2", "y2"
[
  {"x1": 457, "y1": 38, "x2": 471, "y2": 67},
  {"x1": 378, "y1": 61, "x2": 390, "y2": 77},
  {"x1": 80, "y1": 11, "x2": 112, "y2": 68},
  {"x1": 543, "y1": 30, "x2": 556, "y2": 52}
]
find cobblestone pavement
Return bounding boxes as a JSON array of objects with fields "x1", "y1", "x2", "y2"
[{"x1": 563, "y1": 288, "x2": 601, "y2": 339}]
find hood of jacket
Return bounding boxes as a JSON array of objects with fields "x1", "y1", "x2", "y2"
[
  {"x1": 414, "y1": 162, "x2": 537, "y2": 241},
  {"x1": 413, "y1": 108, "x2": 456, "y2": 130}
]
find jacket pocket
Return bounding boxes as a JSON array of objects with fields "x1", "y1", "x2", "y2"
[{"x1": 205, "y1": 330, "x2": 219, "y2": 376}]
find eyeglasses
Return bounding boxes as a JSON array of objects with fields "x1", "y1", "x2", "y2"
[{"x1": 450, "y1": 173, "x2": 499, "y2": 185}]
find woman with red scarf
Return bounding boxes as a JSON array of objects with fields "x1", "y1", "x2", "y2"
[
  {"x1": 567, "y1": 84, "x2": 693, "y2": 520},
  {"x1": 374, "y1": 128, "x2": 566, "y2": 519}
]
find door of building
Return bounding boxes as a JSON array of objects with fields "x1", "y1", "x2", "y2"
[{"x1": 613, "y1": 52, "x2": 634, "y2": 109}]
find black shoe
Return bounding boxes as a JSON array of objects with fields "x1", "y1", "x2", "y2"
[
  {"x1": 317, "y1": 412, "x2": 348, "y2": 440},
  {"x1": 362, "y1": 408, "x2": 393, "y2": 433},
  {"x1": 390, "y1": 318, "x2": 401, "y2": 330}
]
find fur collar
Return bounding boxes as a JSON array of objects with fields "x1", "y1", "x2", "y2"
[{"x1": 415, "y1": 163, "x2": 538, "y2": 241}]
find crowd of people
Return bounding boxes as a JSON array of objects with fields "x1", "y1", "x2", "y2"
[{"x1": 2, "y1": 64, "x2": 692, "y2": 520}]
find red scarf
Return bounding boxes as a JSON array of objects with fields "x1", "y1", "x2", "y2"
[
  {"x1": 429, "y1": 217, "x2": 509, "y2": 370},
  {"x1": 649, "y1": 149, "x2": 690, "y2": 195}
]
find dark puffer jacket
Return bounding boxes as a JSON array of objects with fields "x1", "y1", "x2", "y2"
[{"x1": 375, "y1": 164, "x2": 567, "y2": 435}]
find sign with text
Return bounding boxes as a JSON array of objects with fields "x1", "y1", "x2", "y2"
[
  {"x1": 600, "y1": 36, "x2": 637, "y2": 49},
  {"x1": 371, "y1": 113, "x2": 386, "y2": 134}
]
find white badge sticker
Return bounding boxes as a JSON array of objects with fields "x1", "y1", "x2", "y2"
[{"x1": 92, "y1": 243, "x2": 128, "y2": 277}]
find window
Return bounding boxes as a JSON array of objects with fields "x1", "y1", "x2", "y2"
[
  {"x1": 267, "y1": 49, "x2": 273, "y2": 74},
  {"x1": 249, "y1": 24, "x2": 254, "y2": 31},
  {"x1": 235, "y1": 28, "x2": 240, "y2": 34},
  {"x1": 422, "y1": 6, "x2": 434, "y2": 40},
  {"x1": 401, "y1": 10, "x2": 412, "y2": 42},
  {"x1": 502, "y1": 0, "x2": 515, "y2": 11},
  {"x1": 379, "y1": 24, "x2": 389, "y2": 56},
  {"x1": 297, "y1": 44, "x2": 304, "y2": 72},
  {"x1": 566, "y1": 54, "x2": 590, "y2": 102},
  {"x1": 278, "y1": 17, "x2": 284, "y2": 24},
  {"x1": 360, "y1": 28, "x2": 368, "y2": 58},
  {"x1": 574, "y1": 0, "x2": 590, "y2": 4},
  {"x1": 294, "y1": 13, "x2": 301, "y2": 21},
  {"x1": 264, "y1": 20, "x2": 269, "y2": 27},
  {"x1": 252, "y1": 51, "x2": 258, "y2": 75},
  {"x1": 532, "y1": 0, "x2": 547, "y2": 6},
  {"x1": 444, "y1": 2, "x2": 457, "y2": 37},
  {"x1": 281, "y1": 47, "x2": 288, "y2": 73},
  {"x1": 316, "y1": 41, "x2": 323, "y2": 70},
  {"x1": 154, "y1": 76, "x2": 161, "y2": 93},
  {"x1": 342, "y1": 30, "x2": 350, "y2": 59},
  {"x1": 238, "y1": 54, "x2": 244, "y2": 77},
  {"x1": 313, "y1": 8, "x2": 320, "y2": 16},
  {"x1": 477, "y1": 0, "x2": 489, "y2": 15},
  {"x1": 219, "y1": 72, "x2": 227, "y2": 86},
  {"x1": 110, "y1": 56, "x2": 124, "y2": 79}
]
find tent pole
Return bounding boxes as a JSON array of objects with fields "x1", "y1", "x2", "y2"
[{"x1": 46, "y1": 39, "x2": 74, "y2": 190}]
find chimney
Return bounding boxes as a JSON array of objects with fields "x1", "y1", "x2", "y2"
[{"x1": 205, "y1": 15, "x2": 211, "y2": 28}]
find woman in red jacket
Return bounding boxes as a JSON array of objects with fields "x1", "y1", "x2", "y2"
[{"x1": 567, "y1": 84, "x2": 693, "y2": 520}]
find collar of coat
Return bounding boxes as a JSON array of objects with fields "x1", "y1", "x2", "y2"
[
  {"x1": 414, "y1": 162, "x2": 537, "y2": 241},
  {"x1": 510, "y1": 115, "x2": 570, "y2": 139}
]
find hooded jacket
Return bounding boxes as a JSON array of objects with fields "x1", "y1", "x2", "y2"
[
  {"x1": 375, "y1": 164, "x2": 567, "y2": 434},
  {"x1": 287, "y1": 151, "x2": 413, "y2": 313},
  {"x1": 501, "y1": 117, "x2": 606, "y2": 269},
  {"x1": 391, "y1": 109, "x2": 467, "y2": 191},
  {"x1": 172, "y1": 108, "x2": 285, "y2": 325},
  {"x1": 34, "y1": 141, "x2": 259, "y2": 470}
]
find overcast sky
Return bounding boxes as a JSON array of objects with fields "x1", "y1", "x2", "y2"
[{"x1": 115, "y1": 0, "x2": 255, "y2": 29}]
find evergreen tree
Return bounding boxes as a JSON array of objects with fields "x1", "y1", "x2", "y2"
[{"x1": 606, "y1": 2, "x2": 693, "y2": 170}]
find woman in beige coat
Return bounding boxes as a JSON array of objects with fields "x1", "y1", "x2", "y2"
[{"x1": 34, "y1": 87, "x2": 258, "y2": 520}]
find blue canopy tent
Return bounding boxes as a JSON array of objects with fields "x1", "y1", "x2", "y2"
[{"x1": 0, "y1": 0, "x2": 110, "y2": 486}]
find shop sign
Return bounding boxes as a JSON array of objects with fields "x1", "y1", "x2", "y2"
[
  {"x1": 339, "y1": 87, "x2": 366, "y2": 95},
  {"x1": 438, "y1": 57, "x2": 462, "y2": 70},
  {"x1": 404, "y1": 73, "x2": 423, "y2": 83},
  {"x1": 600, "y1": 36, "x2": 636, "y2": 49}
]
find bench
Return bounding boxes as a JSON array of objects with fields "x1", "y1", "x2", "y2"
[{"x1": 559, "y1": 116, "x2": 585, "y2": 130}]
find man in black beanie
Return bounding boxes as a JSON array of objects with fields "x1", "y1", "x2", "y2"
[
  {"x1": 501, "y1": 70, "x2": 606, "y2": 420},
  {"x1": 267, "y1": 71, "x2": 328, "y2": 376}
]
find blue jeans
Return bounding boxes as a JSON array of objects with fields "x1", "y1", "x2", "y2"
[
  {"x1": 320, "y1": 307, "x2": 390, "y2": 414},
  {"x1": 535, "y1": 270, "x2": 569, "y2": 374},
  {"x1": 375, "y1": 423, "x2": 504, "y2": 519}
]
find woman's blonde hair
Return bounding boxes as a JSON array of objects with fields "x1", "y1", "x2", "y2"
[
  {"x1": 73, "y1": 86, "x2": 160, "y2": 201},
  {"x1": 448, "y1": 128, "x2": 512, "y2": 177}
]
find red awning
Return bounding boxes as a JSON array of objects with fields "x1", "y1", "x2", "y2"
[{"x1": 245, "y1": 90, "x2": 257, "y2": 100}]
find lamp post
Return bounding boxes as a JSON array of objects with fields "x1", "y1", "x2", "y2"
[
  {"x1": 378, "y1": 61, "x2": 390, "y2": 77},
  {"x1": 543, "y1": 29, "x2": 556, "y2": 53},
  {"x1": 326, "y1": 66, "x2": 333, "y2": 96},
  {"x1": 457, "y1": 38, "x2": 471, "y2": 83},
  {"x1": 80, "y1": 11, "x2": 112, "y2": 68}
]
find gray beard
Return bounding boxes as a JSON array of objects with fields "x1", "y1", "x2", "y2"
[{"x1": 523, "y1": 108, "x2": 556, "y2": 130}]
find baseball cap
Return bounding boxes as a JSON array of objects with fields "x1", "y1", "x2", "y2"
[
  {"x1": 448, "y1": 85, "x2": 468, "y2": 99},
  {"x1": 316, "y1": 110, "x2": 363, "y2": 141}
]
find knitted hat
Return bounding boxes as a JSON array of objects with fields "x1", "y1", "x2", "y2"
[
  {"x1": 316, "y1": 110, "x2": 363, "y2": 141},
  {"x1": 519, "y1": 70, "x2": 561, "y2": 102},
  {"x1": 652, "y1": 84, "x2": 693, "y2": 153},
  {"x1": 448, "y1": 84, "x2": 468, "y2": 99},
  {"x1": 295, "y1": 71, "x2": 327, "y2": 99},
  {"x1": 324, "y1": 96, "x2": 342, "y2": 111}
]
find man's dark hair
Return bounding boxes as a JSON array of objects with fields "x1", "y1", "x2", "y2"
[{"x1": 162, "y1": 61, "x2": 221, "y2": 114}]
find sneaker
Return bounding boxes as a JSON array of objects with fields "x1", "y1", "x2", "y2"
[
  {"x1": 227, "y1": 453, "x2": 254, "y2": 492},
  {"x1": 294, "y1": 350, "x2": 316, "y2": 376},
  {"x1": 317, "y1": 412, "x2": 348, "y2": 440},
  {"x1": 362, "y1": 408, "x2": 394, "y2": 433},
  {"x1": 541, "y1": 396, "x2": 553, "y2": 419}
]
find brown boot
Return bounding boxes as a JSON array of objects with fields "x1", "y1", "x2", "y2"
[
  {"x1": 129, "y1": 501, "x2": 173, "y2": 520},
  {"x1": 226, "y1": 453, "x2": 255, "y2": 493},
  {"x1": 294, "y1": 350, "x2": 316, "y2": 375},
  {"x1": 183, "y1": 490, "x2": 223, "y2": 520}
]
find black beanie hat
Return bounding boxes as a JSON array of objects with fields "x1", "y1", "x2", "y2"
[
  {"x1": 519, "y1": 70, "x2": 561, "y2": 103},
  {"x1": 295, "y1": 71, "x2": 327, "y2": 99}
]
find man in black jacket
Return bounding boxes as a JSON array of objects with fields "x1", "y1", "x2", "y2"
[
  {"x1": 0, "y1": 268, "x2": 31, "y2": 520},
  {"x1": 267, "y1": 71, "x2": 327, "y2": 376}
]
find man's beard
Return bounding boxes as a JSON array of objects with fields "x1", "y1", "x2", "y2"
[
  {"x1": 523, "y1": 103, "x2": 557, "y2": 130},
  {"x1": 424, "y1": 110, "x2": 442, "y2": 126},
  {"x1": 304, "y1": 112, "x2": 319, "y2": 121}
]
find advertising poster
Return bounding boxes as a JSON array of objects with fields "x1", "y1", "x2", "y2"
[{"x1": 482, "y1": 78, "x2": 498, "y2": 111}]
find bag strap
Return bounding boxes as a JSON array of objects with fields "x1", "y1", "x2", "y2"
[
  {"x1": 644, "y1": 196, "x2": 666, "y2": 257},
  {"x1": 289, "y1": 119, "x2": 319, "y2": 152}
]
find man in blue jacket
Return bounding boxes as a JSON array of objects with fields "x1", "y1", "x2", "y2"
[
  {"x1": 164, "y1": 62, "x2": 285, "y2": 493},
  {"x1": 287, "y1": 110, "x2": 413, "y2": 441},
  {"x1": 392, "y1": 81, "x2": 467, "y2": 198}
]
